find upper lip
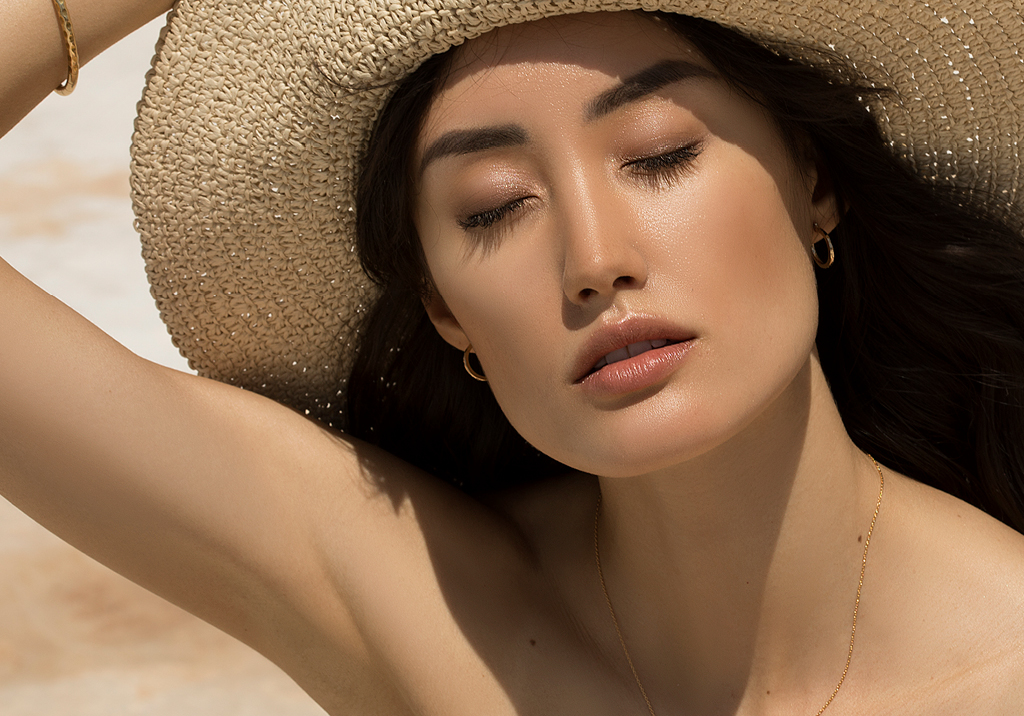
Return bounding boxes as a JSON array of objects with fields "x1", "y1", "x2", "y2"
[{"x1": 571, "y1": 314, "x2": 697, "y2": 383}]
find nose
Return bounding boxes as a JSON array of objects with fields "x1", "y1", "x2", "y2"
[{"x1": 560, "y1": 179, "x2": 648, "y2": 306}]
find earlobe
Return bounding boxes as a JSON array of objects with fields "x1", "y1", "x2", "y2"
[{"x1": 422, "y1": 289, "x2": 470, "y2": 351}]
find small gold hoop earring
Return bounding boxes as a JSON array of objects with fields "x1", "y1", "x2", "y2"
[
  {"x1": 463, "y1": 345, "x2": 488, "y2": 382},
  {"x1": 812, "y1": 223, "x2": 835, "y2": 269}
]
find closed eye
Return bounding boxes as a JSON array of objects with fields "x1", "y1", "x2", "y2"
[
  {"x1": 455, "y1": 142, "x2": 702, "y2": 231},
  {"x1": 625, "y1": 142, "x2": 703, "y2": 189},
  {"x1": 458, "y1": 196, "x2": 532, "y2": 230}
]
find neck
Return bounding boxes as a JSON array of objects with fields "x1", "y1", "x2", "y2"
[{"x1": 595, "y1": 357, "x2": 882, "y2": 714}]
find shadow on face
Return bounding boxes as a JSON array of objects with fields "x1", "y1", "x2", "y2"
[{"x1": 349, "y1": 10, "x2": 833, "y2": 713}]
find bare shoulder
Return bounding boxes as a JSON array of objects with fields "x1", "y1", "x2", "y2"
[
  {"x1": 867, "y1": 471, "x2": 1024, "y2": 710},
  {"x1": 889, "y1": 471, "x2": 1024, "y2": 603}
]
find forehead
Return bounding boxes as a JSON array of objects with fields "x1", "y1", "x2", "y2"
[{"x1": 438, "y1": 12, "x2": 707, "y2": 100}]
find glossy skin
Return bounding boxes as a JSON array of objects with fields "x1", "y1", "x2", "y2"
[
  {"x1": 413, "y1": 16, "x2": 1024, "y2": 712},
  {"x1": 2, "y1": 7, "x2": 1024, "y2": 716},
  {"x1": 416, "y1": 14, "x2": 824, "y2": 478}
]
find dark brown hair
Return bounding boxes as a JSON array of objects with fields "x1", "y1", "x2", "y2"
[{"x1": 342, "y1": 13, "x2": 1024, "y2": 533}]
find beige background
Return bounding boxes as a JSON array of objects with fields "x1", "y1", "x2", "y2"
[{"x1": 0, "y1": 17, "x2": 328, "y2": 716}]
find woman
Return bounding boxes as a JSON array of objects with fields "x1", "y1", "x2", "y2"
[{"x1": 2, "y1": 0, "x2": 1024, "y2": 714}]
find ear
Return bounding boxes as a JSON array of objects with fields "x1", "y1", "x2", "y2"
[
  {"x1": 422, "y1": 288, "x2": 470, "y2": 351},
  {"x1": 799, "y1": 140, "x2": 842, "y2": 233},
  {"x1": 810, "y1": 157, "x2": 842, "y2": 232}
]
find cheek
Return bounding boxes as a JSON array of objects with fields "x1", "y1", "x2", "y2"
[
  {"x1": 718, "y1": 176, "x2": 816, "y2": 345},
  {"x1": 604, "y1": 150, "x2": 820, "y2": 465},
  {"x1": 709, "y1": 168, "x2": 818, "y2": 427},
  {"x1": 650, "y1": 146, "x2": 818, "y2": 349},
  {"x1": 424, "y1": 230, "x2": 565, "y2": 429}
]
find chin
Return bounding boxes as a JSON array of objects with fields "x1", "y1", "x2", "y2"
[
  {"x1": 552, "y1": 364, "x2": 814, "y2": 477},
  {"x1": 534, "y1": 400, "x2": 748, "y2": 479}
]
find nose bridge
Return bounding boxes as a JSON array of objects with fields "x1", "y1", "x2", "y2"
[{"x1": 558, "y1": 159, "x2": 648, "y2": 304}]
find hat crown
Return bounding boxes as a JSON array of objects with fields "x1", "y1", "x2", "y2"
[{"x1": 131, "y1": 0, "x2": 1024, "y2": 421}]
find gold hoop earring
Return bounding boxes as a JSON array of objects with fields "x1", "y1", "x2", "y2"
[
  {"x1": 463, "y1": 346, "x2": 487, "y2": 382},
  {"x1": 812, "y1": 223, "x2": 835, "y2": 269}
]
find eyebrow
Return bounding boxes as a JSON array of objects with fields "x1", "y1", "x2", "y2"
[
  {"x1": 419, "y1": 124, "x2": 528, "y2": 176},
  {"x1": 585, "y1": 59, "x2": 717, "y2": 122},
  {"x1": 417, "y1": 60, "x2": 716, "y2": 176}
]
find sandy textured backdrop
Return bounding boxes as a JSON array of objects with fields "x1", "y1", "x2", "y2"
[{"x1": 0, "y1": 16, "x2": 328, "y2": 716}]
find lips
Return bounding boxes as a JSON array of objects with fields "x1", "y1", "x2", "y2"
[
  {"x1": 588, "y1": 339, "x2": 680, "y2": 374},
  {"x1": 572, "y1": 316, "x2": 697, "y2": 384}
]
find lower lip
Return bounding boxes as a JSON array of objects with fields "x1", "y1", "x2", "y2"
[{"x1": 578, "y1": 340, "x2": 695, "y2": 398}]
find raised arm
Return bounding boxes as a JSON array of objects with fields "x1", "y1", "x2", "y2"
[
  {"x1": 0, "y1": 0, "x2": 173, "y2": 137},
  {"x1": 0, "y1": 3, "x2": 532, "y2": 712}
]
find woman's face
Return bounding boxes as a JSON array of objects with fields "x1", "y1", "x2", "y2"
[{"x1": 414, "y1": 12, "x2": 835, "y2": 477}]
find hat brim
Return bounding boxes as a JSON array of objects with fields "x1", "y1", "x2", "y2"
[{"x1": 130, "y1": 0, "x2": 1023, "y2": 421}]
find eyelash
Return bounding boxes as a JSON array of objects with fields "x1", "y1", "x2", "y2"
[
  {"x1": 457, "y1": 142, "x2": 703, "y2": 232},
  {"x1": 625, "y1": 142, "x2": 703, "y2": 189},
  {"x1": 458, "y1": 197, "x2": 530, "y2": 230}
]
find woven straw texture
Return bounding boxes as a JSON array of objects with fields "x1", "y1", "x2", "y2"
[{"x1": 131, "y1": 0, "x2": 1024, "y2": 422}]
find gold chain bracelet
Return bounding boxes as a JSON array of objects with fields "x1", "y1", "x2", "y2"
[{"x1": 50, "y1": 0, "x2": 79, "y2": 95}]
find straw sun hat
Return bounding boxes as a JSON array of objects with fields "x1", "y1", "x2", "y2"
[{"x1": 130, "y1": 0, "x2": 1023, "y2": 423}]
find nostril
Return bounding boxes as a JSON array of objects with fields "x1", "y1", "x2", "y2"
[{"x1": 576, "y1": 276, "x2": 638, "y2": 301}]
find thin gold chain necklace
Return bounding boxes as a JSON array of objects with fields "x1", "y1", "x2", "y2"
[{"x1": 593, "y1": 457, "x2": 885, "y2": 716}]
